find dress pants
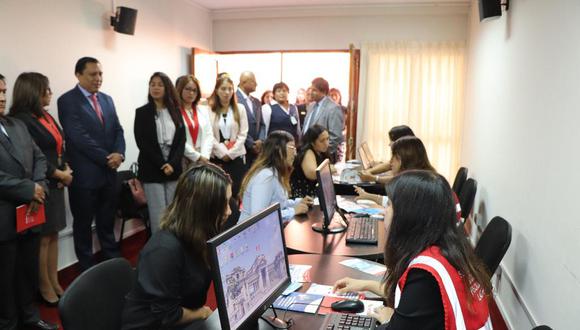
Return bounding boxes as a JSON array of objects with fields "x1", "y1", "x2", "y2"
[
  {"x1": 69, "y1": 183, "x2": 121, "y2": 271},
  {"x1": 142, "y1": 181, "x2": 177, "y2": 234},
  {"x1": 0, "y1": 232, "x2": 41, "y2": 329}
]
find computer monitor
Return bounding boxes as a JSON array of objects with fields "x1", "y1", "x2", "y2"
[
  {"x1": 207, "y1": 204, "x2": 291, "y2": 330},
  {"x1": 312, "y1": 159, "x2": 348, "y2": 234},
  {"x1": 359, "y1": 141, "x2": 375, "y2": 170}
]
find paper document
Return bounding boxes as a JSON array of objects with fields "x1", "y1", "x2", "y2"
[
  {"x1": 305, "y1": 283, "x2": 360, "y2": 299},
  {"x1": 289, "y1": 264, "x2": 312, "y2": 283},
  {"x1": 340, "y1": 259, "x2": 387, "y2": 276}
]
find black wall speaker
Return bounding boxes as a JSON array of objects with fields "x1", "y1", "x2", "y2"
[
  {"x1": 112, "y1": 6, "x2": 138, "y2": 35},
  {"x1": 479, "y1": 0, "x2": 502, "y2": 21}
]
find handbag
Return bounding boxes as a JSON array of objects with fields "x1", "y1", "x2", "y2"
[{"x1": 128, "y1": 163, "x2": 147, "y2": 207}]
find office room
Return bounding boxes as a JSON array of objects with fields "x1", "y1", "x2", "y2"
[{"x1": 0, "y1": 0, "x2": 578, "y2": 329}]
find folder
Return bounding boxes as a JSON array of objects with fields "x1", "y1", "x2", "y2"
[{"x1": 16, "y1": 204, "x2": 46, "y2": 232}]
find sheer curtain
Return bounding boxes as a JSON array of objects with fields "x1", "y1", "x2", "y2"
[{"x1": 357, "y1": 41, "x2": 466, "y2": 180}]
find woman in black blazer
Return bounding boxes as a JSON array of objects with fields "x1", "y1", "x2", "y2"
[
  {"x1": 10, "y1": 72, "x2": 71, "y2": 306},
  {"x1": 134, "y1": 72, "x2": 185, "y2": 233}
]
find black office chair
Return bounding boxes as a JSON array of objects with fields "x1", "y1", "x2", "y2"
[
  {"x1": 474, "y1": 216, "x2": 512, "y2": 275},
  {"x1": 451, "y1": 167, "x2": 468, "y2": 195},
  {"x1": 532, "y1": 326, "x2": 552, "y2": 330},
  {"x1": 59, "y1": 258, "x2": 135, "y2": 330},
  {"x1": 458, "y1": 178, "x2": 477, "y2": 221},
  {"x1": 117, "y1": 168, "x2": 151, "y2": 247}
]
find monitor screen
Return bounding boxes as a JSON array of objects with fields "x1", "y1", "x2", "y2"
[
  {"x1": 316, "y1": 159, "x2": 336, "y2": 227},
  {"x1": 360, "y1": 142, "x2": 375, "y2": 169},
  {"x1": 207, "y1": 204, "x2": 290, "y2": 330}
]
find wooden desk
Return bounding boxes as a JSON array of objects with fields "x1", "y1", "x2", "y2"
[
  {"x1": 284, "y1": 198, "x2": 387, "y2": 259},
  {"x1": 334, "y1": 181, "x2": 385, "y2": 196},
  {"x1": 188, "y1": 254, "x2": 384, "y2": 330}
]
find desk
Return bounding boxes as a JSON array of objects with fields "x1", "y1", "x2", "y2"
[
  {"x1": 334, "y1": 181, "x2": 385, "y2": 196},
  {"x1": 189, "y1": 254, "x2": 384, "y2": 330},
  {"x1": 284, "y1": 198, "x2": 387, "y2": 259}
]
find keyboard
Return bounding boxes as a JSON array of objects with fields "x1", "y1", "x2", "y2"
[
  {"x1": 320, "y1": 313, "x2": 377, "y2": 330},
  {"x1": 346, "y1": 217, "x2": 378, "y2": 244}
]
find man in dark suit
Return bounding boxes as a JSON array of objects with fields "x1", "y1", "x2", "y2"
[
  {"x1": 0, "y1": 74, "x2": 57, "y2": 330},
  {"x1": 57, "y1": 57, "x2": 126, "y2": 271},
  {"x1": 236, "y1": 71, "x2": 265, "y2": 167},
  {"x1": 302, "y1": 77, "x2": 344, "y2": 163}
]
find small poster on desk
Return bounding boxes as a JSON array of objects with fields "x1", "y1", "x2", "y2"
[{"x1": 16, "y1": 204, "x2": 45, "y2": 232}]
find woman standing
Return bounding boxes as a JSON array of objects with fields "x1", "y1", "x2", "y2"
[
  {"x1": 10, "y1": 72, "x2": 70, "y2": 306},
  {"x1": 175, "y1": 75, "x2": 214, "y2": 167},
  {"x1": 122, "y1": 163, "x2": 232, "y2": 330},
  {"x1": 290, "y1": 124, "x2": 330, "y2": 198},
  {"x1": 334, "y1": 171, "x2": 492, "y2": 329},
  {"x1": 262, "y1": 82, "x2": 301, "y2": 143},
  {"x1": 134, "y1": 72, "x2": 185, "y2": 233},
  {"x1": 208, "y1": 75, "x2": 248, "y2": 198},
  {"x1": 239, "y1": 131, "x2": 311, "y2": 223}
]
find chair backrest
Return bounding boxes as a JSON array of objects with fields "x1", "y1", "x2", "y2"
[
  {"x1": 458, "y1": 178, "x2": 477, "y2": 220},
  {"x1": 59, "y1": 258, "x2": 135, "y2": 330},
  {"x1": 452, "y1": 167, "x2": 468, "y2": 195},
  {"x1": 532, "y1": 326, "x2": 552, "y2": 330},
  {"x1": 474, "y1": 216, "x2": 512, "y2": 275}
]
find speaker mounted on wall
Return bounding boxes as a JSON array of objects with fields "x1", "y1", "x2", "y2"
[
  {"x1": 110, "y1": 6, "x2": 138, "y2": 35},
  {"x1": 479, "y1": 0, "x2": 509, "y2": 21}
]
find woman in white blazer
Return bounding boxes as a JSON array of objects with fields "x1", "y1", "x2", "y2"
[
  {"x1": 208, "y1": 75, "x2": 248, "y2": 198},
  {"x1": 176, "y1": 75, "x2": 215, "y2": 167}
]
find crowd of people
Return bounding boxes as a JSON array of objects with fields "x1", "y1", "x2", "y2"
[{"x1": 0, "y1": 56, "x2": 492, "y2": 330}]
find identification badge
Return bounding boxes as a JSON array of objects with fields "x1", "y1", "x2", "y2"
[{"x1": 290, "y1": 116, "x2": 298, "y2": 125}]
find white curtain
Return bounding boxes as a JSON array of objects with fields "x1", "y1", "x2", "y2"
[{"x1": 357, "y1": 41, "x2": 466, "y2": 180}]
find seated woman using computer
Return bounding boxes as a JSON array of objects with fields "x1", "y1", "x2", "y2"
[
  {"x1": 239, "y1": 130, "x2": 312, "y2": 223},
  {"x1": 290, "y1": 124, "x2": 331, "y2": 198},
  {"x1": 359, "y1": 125, "x2": 415, "y2": 184},
  {"x1": 334, "y1": 171, "x2": 492, "y2": 329},
  {"x1": 121, "y1": 163, "x2": 232, "y2": 330}
]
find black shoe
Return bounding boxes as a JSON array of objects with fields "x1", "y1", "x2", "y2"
[{"x1": 22, "y1": 320, "x2": 59, "y2": 330}]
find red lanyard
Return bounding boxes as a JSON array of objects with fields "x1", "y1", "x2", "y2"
[
  {"x1": 37, "y1": 113, "x2": 63, "y2": 157},
  {"x1": 180, "y1": 105, "x2": 200, "y2": 145}
]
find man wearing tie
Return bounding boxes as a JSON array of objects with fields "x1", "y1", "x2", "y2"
[
  {"x1": 0, "y1": 74, "x2": 57, "y2": 330},
  {"x1": 58, "y1": 57, "x2": 126, "y2": 271},
  {"x1": 236, "y1": 71, "x2": 265, "y2": 168},
  {"x1": 302, "y1": 77, "x2": 344, "y2": 163}
]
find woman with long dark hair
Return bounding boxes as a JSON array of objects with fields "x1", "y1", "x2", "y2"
[
  {"x1": 175, "y1": 75, "x2": 214, "y2": 167},
  {"x1": 359, "y1": 125, "x2": 415, "y2": 183},
  {"x1": 334, "y1": 171, "x2": 492, "y2": 329},
  {"x1": 10, "y1": 72, "x2": 70, "y2": 306},
  {"x1": 290, "y1": 124, "x2": 330, "y2": 198},
  {"x1": 239, "y1": 131, "x2": 312, "y2": 223},
  {"x1": 134, "y1": 72, "x2": 185, "y2": 233},
  {"x1": 122, "y1": 163, "x2": 232, "y2": 330}
]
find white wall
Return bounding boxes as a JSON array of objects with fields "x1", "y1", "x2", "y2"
[
  {"x1": 212, "y1": 4, "x2": 469, "y2": 51},
  {"x1": 463, "y1": 0, "x2": 580, "y2": 328},
  {"x1": 0, "y1": 0, "x2": 212, "y2": 268}
]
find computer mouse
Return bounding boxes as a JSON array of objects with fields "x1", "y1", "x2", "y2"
[{"x1": 331, "y1": 299, "x2": 365, "y2": 313}]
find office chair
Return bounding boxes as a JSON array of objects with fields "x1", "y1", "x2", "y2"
[
  {"x1": 117, "y1": 169, "x2": 151, "y2": 247},
  {"x1": 458, "y1": 178, "x2": 477, "y2": 221},
  {"x1": 451, "y1": 167, "x2": 468, "y2": 195},
  {"x1": 474, "y1": 216, "x2": 512, "y2": 275},
  {"x1": 532, "y1": 326, "x2": 552, "y2": 330},
  {"x1": 59, "y1": 258, "x2": 135, "y2": 330}
]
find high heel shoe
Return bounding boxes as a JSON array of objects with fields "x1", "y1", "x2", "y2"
[{"x1": 38, "y1": 293, "x2": 59, "y2": 307}]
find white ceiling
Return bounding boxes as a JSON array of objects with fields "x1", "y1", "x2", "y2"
[{"x1": 191, "y1": 0, "x2": 469, "y2": 10}]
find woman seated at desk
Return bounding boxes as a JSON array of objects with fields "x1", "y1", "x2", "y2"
[
  {"x1": 334, "y1": 171, "x2": 492, "y2": 329},
  {"x1": 122, "y1": 164, "x2": 232, "y2": 330},
  {"x1": 356, "y1": 136, "x2": 462, "y2": 221},
  {"x1": 290, "y1": 124, "x2": 330, "y2": 198},
  {"x1": 359, "y1": 125, "x2": 415, "y2": 184},
  {"x1": 239, "y1": 130, "x2": 312, "y2": 223}
]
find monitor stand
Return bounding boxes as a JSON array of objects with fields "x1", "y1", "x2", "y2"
[
  {"x1": 312, "y1": 213, "x2": 347, "y2": 234},
  {"x1": 260, "y1": 306, "x2": 291, "y2": 329}
]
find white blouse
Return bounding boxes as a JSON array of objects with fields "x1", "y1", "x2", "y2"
[{"x1": 181, "y1": 105, "x2": 215, "y2": 162}]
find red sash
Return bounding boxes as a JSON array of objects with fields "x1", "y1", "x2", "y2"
[
  {"x1": 396, "y1": 246, "x2": 491, "y2": 330},
  {"x1": 181, "y1": 106, "x2": 199, "y2": 145},
  {"x1": 37, "y1": 112, "x2": 63, "y2": 159}
]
